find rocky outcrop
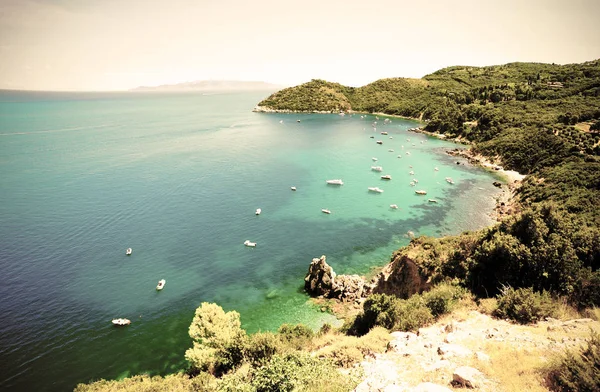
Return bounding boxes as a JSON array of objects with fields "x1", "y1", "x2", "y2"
[
  {"x1": 373, "y1": 254, "x2": 432, "y2": 299},
  {"x1": 304, "y1": 255, "x2": 372, "y2": 302}
]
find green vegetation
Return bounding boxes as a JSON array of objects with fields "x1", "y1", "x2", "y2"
[
  {"x1": 345, "y1": 283, "x2": 467, "y2": 336},
  {"x1": 495, "y1": 286, "x2": 555, "y2": 324},
  {"x1": 545, "y1": 331, "x2": 600, "y2": 392}
]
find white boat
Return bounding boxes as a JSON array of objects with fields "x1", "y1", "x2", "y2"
[
  {"x1": 409, "y1": 170, "x2": 414, "y2": 175},
  {"x1": 376, "y1": 140, "x2": 383, "y2": 145},
  {"x1": 126, "y1": 248, "x2": 132, "y2": 255},
  {"x1": 410, "y1": 181, "x2": 416, "y2": 186},
  {"x1": 428, "y1": 199, "x2": 438, "y2": 203},
  {"x1": 397, "y1": 155, "x2": 402, "y2": 158},
  {"x1": 279, "y1": 120, "x2": 283, "y2": 124},
  {"x1": 445, "y1": 177, "x2": 455, "y2": 184},
  {"x1": 413, "y1": 179, "x2": 419, "y2": 183},
  {"x1": 112, "y1": 318, "x2": 131, "y2": 326},
  {"x1": 244, "y1": 240, "x2": 257, "y2": 247},
  {"x1": 388, "y1": 149, "x2": 394, "y2": 152},
  {"x1": 381, "y1": 175, "x2": 392, "y2": 180},
  {"x1": 390, "y1": 204, "x2": 398, "y2": 209},
  {"x1": 371, "y1": 166, "x2": 383, "y2": 172},
  {"x1": 372, "y1": 157, "x2": 378, "y2": 161},
  {"x1": 321, "y1": 209, "x2": 331, "y2": 214},
  {"x1": 326, "y1": 179, "x2": 344, "y2": 185},
  {"x1": 415, "y1": 190, "x2": 427, "y2": 195},
  {"x1": 156, "y1": 279, "x2": 166, "y2": 290},
  {"x1": 291, "y1": 186, "x2": 297, "y2": 191},
  {"x1": 255, "y1": 208, "x2": 261, "y2": 215},
  {"x1": 368, "y1": 187, "x2": 384, "y2": 193},
  {"x1": 381, "y1": 131, "x2": 388, "y2": 135},
  {"x1": 434, "y1": 167, "x2": 439, "y2": 171},
  {"x1": 389, "y1": 136, "x2": 393, "y2": 139}
]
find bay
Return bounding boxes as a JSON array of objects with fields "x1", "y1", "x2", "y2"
[{"x1": 0, "y1": 90, "x2": 502, "y2": 391}]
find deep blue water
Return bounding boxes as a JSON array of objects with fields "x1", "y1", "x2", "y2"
[{"x1": 0, "y1": 90, "x2": 502, "y2": 391}]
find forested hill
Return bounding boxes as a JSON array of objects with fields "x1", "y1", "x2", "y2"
[{"x1": 258, "y1": 60, "x2": 600, "y2": 219}]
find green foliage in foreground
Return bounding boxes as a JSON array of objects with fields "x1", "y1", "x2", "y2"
[
  {"x1": 345, "y1": 283, "x2": 467, "y2": 336},
  {"x1": 545, "y1": 331, "x2": 600, "y2": 392},
  {"x1": 494, "y1": 286, "x2": 555, "y2": 324}
]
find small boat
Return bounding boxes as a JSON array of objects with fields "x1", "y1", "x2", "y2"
[
  {"x1": 321, "y1": 209, "x2": 331, "y2": 214},
  {"x1": 428, "y1": 199, "x2": 438, "y2": 203},
  {"x1": 381, "y1": 131, "x2": 388, "y2": 135},
  {"x1": 112, "y1": 318, "x2": 131, "y2": 326},
  {"x1": 369, "y1": 136, "x2": 374, "y2": 139},
  {"x1": 244, "y1": 240, "x2": 257, "y2": 247},
  {"x1": 372, "y1": 157, "x2": 378, "y2": 161},
  {"x1": 371, "y1": 166, "x2": 383, "y2": 172},
  {"x1": 291, "y1": 186, "x2": 297, "y2": 191},
  {"x1": 445, "y1": 177, "x2": 455, "y2": 184},
  {"x1": 434, "y1": 167, "x2": 439, "y2": 171},
  {"x1": 368, "y1": 187, "x2": 384, "y2": 193},
  {"x1": 390, "y1": 204, "x2": 398, "y2": 209},
  {"x1": 156, "y1": 279, "x2": 166, "y2": 290},
  {"x1": 389, "y1": 136, "x2": 393, "y2": 139},
  {"x1": 409, "y1": 171, "x2": 414, "y2": 175},
  {"x1": 406, "y1": 151, "x2": 411, "y2": 155},
  {"x1": 381, "y1": 175, "x2": 392, "y2": 180},
  {"x1": 326, "y1": 179, "x2": 344, "y2": 185},
  {"x1": 376, "y1": 140, "x2": 383, "y2": 145},
  {"x1": 279, "y1": 120, "x2": 283, "y2": 124},
  {"x1": 255, "y1": 208, "x2": 261, "y2": 215},
  {"x1": 388, "y1": 149, "x2": 394, "y2": 152},
  {"x1": 413, "y1": 178, "x2": 418, "y2": 183},
  {"x1": 126, "y1": 248, "x2": 132, "y2": 255},
  {"x1": 410, "y1": 181, "x2": 416, "y2": 186},
  {"x1": 397, "y1": 155, "x2": 402, "y2": 158},
  {"x1": 296, "y1": 119, "x2": 301, "y2": 122},
  {"x1": 415, "y1": 190, "x2": 427, "y2": 195}
]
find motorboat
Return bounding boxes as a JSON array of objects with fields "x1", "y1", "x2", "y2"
[
  {"x1": 428, "y1": 199, "x2": 438, "y2": 203},
  {"x1": 112, "y1": 318, "x2": 131, "y2": 326},
  {"x1": 410, "y1": 181, "x2": 416, "y2": 186},
  {"x1": 380, "y1": 175, "x2": 392, "y2": 180},
  {"x1": 409, "y1": 170, "x2": 414, "y2": 175},
  {"x1": 376, "y1": 140, "x2": 383, "y2": 145},
  {"x1": 126, "y1": 248, "x2": 132, "y2": 255},
  {"x1": 413, "y1": 179, "x2": 419, "y2": 183},
  {"x1": 388, "y1": 149, "x2": 394, "y2": 152},
  {"x1": 397, "y1": 155, "x2": 402, "y2": 158},
  {"x1": 368, "y1": 187, "x2": 384, "y2": 193},
  {"x1": 156, "y1": 279, "x2": 166, "y2": 290},
  {"x1": 390, "y1": 204, "x2": 398, "y2": 209},
  {"x1": 291, "y1": 186, "x2": 297, "y2": 191},
  {"x1": 389, "y1": 136, "x2": 393, "y2": 139},
  {"x1": 326, "y1": 179, "x2": 344, "y2": 185},
  {"x1": 321, "y1": 209, "x2": 331, "y2": 214},
  {"x1": 415, "y1": 190, "x2": 427, "y2": 195},
  {"x1": 371, "y1": 166, "x2": 383, "y2": 172},
  {"x1": 372, "y1": 157, "x2": 378, "y2": 161},
  {"x1": 255, "y1": 208, "x2": 261, "y2": 215},
  {"x1": 446, "y1": 177, "x2": 455, "y2": 184},
  {"x1": 244, "y1": 240, "x2": 257, "y2": 247},
  {"x1": 434, "y1": 167, "x2": 439, "y2": 171},
  {"x1": 381, "y1": 131, "x2": 388, "y2": 135}
]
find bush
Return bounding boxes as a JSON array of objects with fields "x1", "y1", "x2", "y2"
[
  {"x1": 495, "y1": 286, "x2": 555, "y2": 324},
  {"x1": 422, "y1": 283, "x2": 468, "y2": 317},
  {"x1": 546, "y1": 331, "x2": 600, "y2": 391},
  {"x1": 277, "y1": 324, "x2": 314, "y2": 350},
  {"x1": 394, "y1": 295, "x2": 434, "y2": 332},
  {"x1": 245, "y1": 332, "x2": 282, "y2": 366},
  {"x1": 315, "y1": 327, "x2": 390, "y2": 368}
]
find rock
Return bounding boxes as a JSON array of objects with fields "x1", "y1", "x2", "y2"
[
  {"x1": 474, "y1": 351, "x2": 490, "y2": 361},
  {"x1": 304, "y1": 255, "x2": 368, "y2": 302},
  {"x1": 437, "y1": 344, "x2": 472, "y2": 357},
  {"x1": 390, "y1": 331, "x2": 418, "y2": 342},
  {"x1": 411, "y1": 382, "x2": 453, "y2": 392},
  {"x1": 373, "y1": 254, "x2": 431, "y2": 299},
  {"x1": 304, "y1": 255, "x2": 336, "y2": 297},
  {"x1": 452, "y1": 366, "x2": 484, "y2": 388},
  {"x1": 493, "y1": 181, "x2": 502, "y2": 188},
  {"x1": 444, "y1": 333, "x2": 455, "y2": 343}
]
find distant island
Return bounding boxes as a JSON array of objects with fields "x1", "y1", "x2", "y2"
[{"x1": 130, "y1": 80, "x2": 283, "y2": 92}]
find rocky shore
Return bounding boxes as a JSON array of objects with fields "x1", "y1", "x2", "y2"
[{"x1": 253, "y1": 105, "x2": 336, "y2": 114}]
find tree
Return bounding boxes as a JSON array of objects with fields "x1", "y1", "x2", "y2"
[{"x1": 185, "y1": 302, "x2": 247, "y2": 375}]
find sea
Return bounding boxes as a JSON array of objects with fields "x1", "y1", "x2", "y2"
[{"x1": 0, "y1": 90, "x2": 504, "y2": 391}]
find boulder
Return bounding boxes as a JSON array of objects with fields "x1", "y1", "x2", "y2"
[
  {"x1": 373, "y1": 254, "x2": 431, "y2": 299},
  {"x1": 304, "y1": 255, "x2": 369, "y2": 302},
  {"x1": 452, "y1": 366, "x2": 484, "y2": 388}
]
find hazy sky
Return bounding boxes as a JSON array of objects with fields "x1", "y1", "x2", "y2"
[{"x1": 1, "y1": 0, "x2": 599, "y2": 91}]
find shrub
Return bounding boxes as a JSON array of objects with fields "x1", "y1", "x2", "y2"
[
  {"x1": 422, "y1": 283, "x2": 468, "y2": 317},
  {"x1": 495, "y1": 286, "x2": 555, "y2": 324},
  {"x1": 277, "y1": 324, "x2": 314, "y2": 350},
  {"x1": 315, "y1": 326, "x2": 390, "y2": 368},
  {"x1": 245, "y1": 332, "x2": 282, "y2": 366},
  {"x1": 394, "y1": 295, "x2": 434, "y2": 332},
  {"x1": 545, "y1": 331, "x2": 600, "y2": 391}
]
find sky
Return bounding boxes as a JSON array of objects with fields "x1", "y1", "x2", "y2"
[{"x1": 1, "y1": 0, "x2": 599, "y2": 91}]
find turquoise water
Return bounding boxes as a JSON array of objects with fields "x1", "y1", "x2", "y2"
[{"x1": 0, "y1": 90, "x2": 502, "y2": 391}]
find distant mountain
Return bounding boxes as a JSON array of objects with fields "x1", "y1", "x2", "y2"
[{"x1": 130, "y1": 80, "x2": 283, "y2": 92}]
